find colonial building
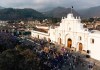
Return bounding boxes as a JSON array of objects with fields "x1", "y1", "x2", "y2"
[{"x1": 31, "y1": 13, "x2": 100, "y2": 60}]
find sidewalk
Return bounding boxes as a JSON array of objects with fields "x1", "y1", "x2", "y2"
[{"x1": 85, "y1": 58, "x2": 100, "y2": 67}]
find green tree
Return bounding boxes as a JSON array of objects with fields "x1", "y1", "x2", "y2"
[
  {"x1": 0, "y1": 49, "x2": 40, "y2": 70},
  {"x1": 88, "y1": 18, "x2": 94, "y2": 23},
  {"x1": 0, "y1": 49, "x2": 24, "y2": 70}
]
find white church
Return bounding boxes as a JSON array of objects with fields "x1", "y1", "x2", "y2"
[{"x1": 31, "y1": 13, "x2": 100, "y2": 60}]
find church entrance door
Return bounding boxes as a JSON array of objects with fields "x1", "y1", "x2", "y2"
[
  {"x1": 58, "y1": 38, "x2": 61, "y2": 44},
  {"x1": 67, "y1": 38, "x2": 72, "y2": 48},
  {"x1": 79, "y1": 43, "x2": 83, "y2": 51}
]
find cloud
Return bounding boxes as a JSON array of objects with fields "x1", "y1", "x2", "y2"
[{"x1": 0, "y1": 0, "x2": 100, "y2": 10}]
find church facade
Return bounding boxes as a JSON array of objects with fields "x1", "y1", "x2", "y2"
[{"x1": 31, "y1": 13, "x2": 100, "y2": 60}]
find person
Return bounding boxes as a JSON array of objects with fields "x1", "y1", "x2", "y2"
[{"x1": 89, "y1": 62, "x2": 95, "y2": 70}]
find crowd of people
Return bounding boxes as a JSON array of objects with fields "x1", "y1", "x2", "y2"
[
  {"x1": 0, "y1": 32, "x2": 96, "y2": 70},
  {"x1": 29, "y1": 37, "x2": 95, "y2": 70}
]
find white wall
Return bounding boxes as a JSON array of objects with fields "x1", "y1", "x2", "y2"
[
  {"x1": 36, "y1": 26, "x2": 49, "y2": 29},
  {"x1": 88, "y1": 34, "x2": 100, "y2": 60},
  {"x1": 31, "y1": 30, "x2": 49, "y2": 41}
]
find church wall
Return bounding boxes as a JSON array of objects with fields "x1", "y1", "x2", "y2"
[
  {"x1": 49, "y1": 29, "x2": 56, "y2": 43},
  {"x1": 65, "y1": 32, "x2": 73, "y2": 47},
  {"x1": 63, "y1": 31, "x2": 88, "y2": 51},
  {"x1": 55, "y1": 29, "x2": 62, "y2": 44},
  {"x1": 31, "y1": 30, "x2": 49, "y2": 41},
  {"x1": 74, "y1": 32, "x2": 88, "y2": 51},
  {"x1": 88, "y1": 34, "x2": 100, "y2": 60}
]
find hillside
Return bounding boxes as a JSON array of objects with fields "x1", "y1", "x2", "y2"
[
  {"x1": 0, "y1": 6, "x2": 4, "y2": 9},
  {"x1": 0, "y1": 8, "x2": 46, "y2": 20},
  {"x1": 43, "y1": 7, "x2": 80, "y2": 18},
  {"x1": 78, "y1": 6, "x2": 100, "y2": 18}
]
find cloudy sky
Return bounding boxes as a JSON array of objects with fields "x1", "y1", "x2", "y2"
[{"x1": 0, "y1": 0, "x2": 100, "y2": 10}]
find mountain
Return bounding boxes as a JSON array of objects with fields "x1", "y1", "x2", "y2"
[
  {"x1": 78, "y1": 6, "x2": 100, "y2": 18},
  {"x1": 37, "y1": 7, "x2": 55, "y2": 12},
  {"x1": 0, "y1": 6, "x2": 4, "y2": 9},
  {"x1": 43, "y1": 7, "x2": 80, "y2": 18},
  {"x1": 0, "y1": 8, "x2": 46, "y2": 20}
]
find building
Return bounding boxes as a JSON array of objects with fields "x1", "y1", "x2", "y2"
[{"x1": 31, "y1": 13, "x2": 100, "y2": 60}]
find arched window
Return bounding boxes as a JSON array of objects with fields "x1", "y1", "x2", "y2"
[
  {"x1": 90, "y1": 38, "x2": 94, "y2": 44},
  {"x1": 79, "y1": 36, "x2": 82, "y2": 41}
]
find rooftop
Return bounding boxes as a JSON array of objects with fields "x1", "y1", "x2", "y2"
[
  {"x1": 90, "y1": 30, "x2": 100, "y2": 34},
  {"x1": 33, "y1": 27, "x2": 48, "y2": 33}
]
